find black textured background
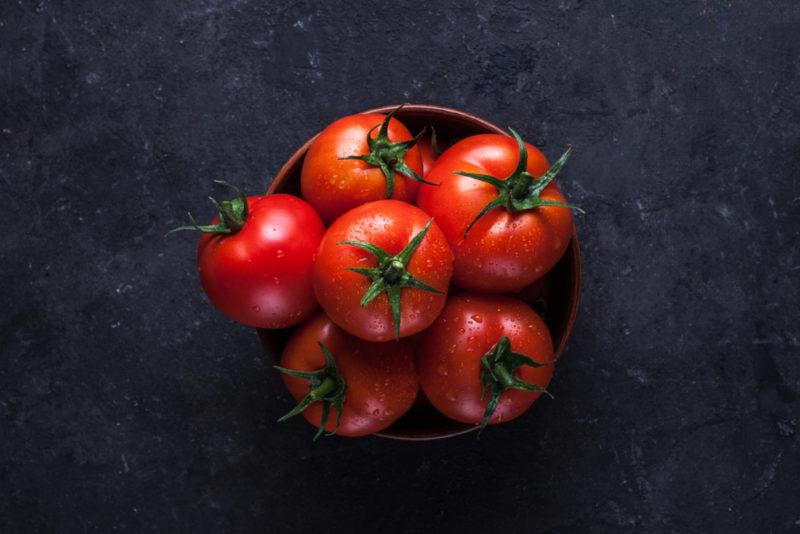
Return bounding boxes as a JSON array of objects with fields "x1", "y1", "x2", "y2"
[{"x1": 2, "y1": 1, "x2": 799, "y2": 532}]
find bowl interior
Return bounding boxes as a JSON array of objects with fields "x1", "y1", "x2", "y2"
[{"x1": 259, "y1": 104, "x2": 581, "y2": 441}]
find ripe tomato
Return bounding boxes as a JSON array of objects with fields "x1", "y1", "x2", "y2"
[
  {"x1": 300, "y1": 106, "x2": 431, "y2": 224},
  {"x1": 417, "y1": 130, "x2": 579, "y2": 293},
  {"x1": 276, "y1": 312, "x2": 418, "y2": 438},
  {"x1": 416, "y1": 293, "x2": 555, "y2": 429},
  {"x1": 172, "y1": 182, "x2": 324, "y2": 328},
  {"x1": 313, "y1": 199, "x2": 453, "y2": 342}
]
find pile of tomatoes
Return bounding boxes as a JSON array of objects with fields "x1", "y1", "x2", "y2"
[{"x1": 173, "y1": 106, "x2": 579, "y2": 439}]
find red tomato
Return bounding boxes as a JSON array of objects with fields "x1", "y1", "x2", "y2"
[
  {"x1": 417, "y1": 130, "x2": 578, "y2": 293},
  {"x1": 276, "y1": 312, "x2": 418, "y2": 438},
  {"x1": 416, "y1": 293, "x2": 555, "y2": 428},
  {"x1": 313, "y1": 200, "x2": 453, "y2": 342},
  {"x1": 173, "y1": 183, "x2": 324, "y2": 328},
  {"x1": 301, "y1": 107, "x2": 430, "y2": 224}
]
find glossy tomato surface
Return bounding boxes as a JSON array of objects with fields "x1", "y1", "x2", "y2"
[
  {"x1": 417, "y1": 293, "x2": 554, "y2": 425},
  {"x1": 417, "y1": 134, "x2": 574, "y2": 293},
  {"x1": 197, "y1": 194, "x2": 324, "y2": 329},
  {"x1": 301, "y1": 113, "x2": 423, "y2": 224},
  {"x1": 280, "y1": 312, "x2": 418, "y2": 437},
  {"x1": 313, "y1": 200, "x2": 453, "y2": 342}
]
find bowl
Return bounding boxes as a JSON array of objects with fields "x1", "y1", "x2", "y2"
[{"x1": 258, "y1": 104, "x2": 581, "y2": 440}]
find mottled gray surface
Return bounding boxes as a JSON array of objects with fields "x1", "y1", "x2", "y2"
[{"x1": 1, "y1": 1, "x2": 799, "y2": 532}]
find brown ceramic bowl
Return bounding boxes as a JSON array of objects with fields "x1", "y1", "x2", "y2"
[{"x1": 257, "y1": 104, "x2": 581, "y2": 441}]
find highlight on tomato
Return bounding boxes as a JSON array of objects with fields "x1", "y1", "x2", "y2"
[
  {"x1": 170, "y1": 181, "x2": 324, "y2": 329},
  {"x1": 275, "y1": 312, "x2": 418, "y2": 438},
  {"x1": 313, "y1": 199, "x2": 454, "y2": 342},
  {"x1": 416, "y1": 293, "x2": 555, "y2": 430},
  {"x1": 300, "y1": 105, "x2": 435, "y2": 224},
  {"x1": 417, "y1": 129, "x2": 581, "y2": 293}
]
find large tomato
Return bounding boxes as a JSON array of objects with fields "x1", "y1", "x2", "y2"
[
  {"x1": 416, "y1": 130, "x2": 578, "y2": 293},
  {"x1": 172, "y1": 182, "x2": 324, "y2": 328},
  {"x1": 416, "y1": 293, "x2": 555, "y2": 429},
  {"x1": 300, "y1": 106, "x2": 431, "y2": 224},
  {"x1": 276, "y1": 312, "x2": 418, "y2": 438},
  {"x1": 313, "y1": 200, "x2": 453, "y2": 341}
]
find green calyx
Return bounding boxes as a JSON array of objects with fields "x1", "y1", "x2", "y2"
[
  {"x1": 340, "y1": 104, "x2": 437, "y2": 198},
  {"x1": 338, "y1": 218, "x2": 442, "y2": 340},
  {"x1": 168, "y1": 180, "x2": 248, "y2": 236},
  {"x1": 454, "y1": 128, "x2": 584, "y2": 238},
  {"x1": 479, "y1": 336, "x2": 554, "y2": 433},
  {"x1": 274, "y1": 342, "x2": 347, "y2": 441},
  {"x1": 430, "y1": 126, "x2": 442, "y2": 157}
]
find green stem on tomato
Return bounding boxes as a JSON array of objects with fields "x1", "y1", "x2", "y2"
[
  {"x1": 478, "y1": 336, "x2": 554, "y2": 435},
  {"x1": 453, "y1": 129, "x2": 583, "y2": 238},
  {"x1": 339, "y1": 104, "x2": 438, "y2": 198},
  {"x1": 339, "y1": 218, "x2": 442, "y2": 340},
  {"x1": 167, "y1": 180, "x2": 249, "y2": 236},
  {"x1": 274, "y1": 342, "x2": 347, "y2": 441}
]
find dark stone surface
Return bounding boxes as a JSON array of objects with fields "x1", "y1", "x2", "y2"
[{"x1": 1, "y1": 1, "x2": 798, "y2": 532}]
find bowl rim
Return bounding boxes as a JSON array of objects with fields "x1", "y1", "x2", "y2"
[{"x1": 264, "y1": 103, "x2": 581, "y2": 441}]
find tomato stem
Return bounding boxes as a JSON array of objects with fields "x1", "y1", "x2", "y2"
[
  {"x1": 167, "y1": 180, "x2": 249, "y2": 236},
  {"x1": 478, "y1": 336, "x2": 554, "y2": 435},
  {"x1": 453, "y1": 129, "x2": 583, "y2": 238},
  {"x1": 430, "y1": 126, "x2": 442, "y2": 157},
  {"x1": 381, "y1": 259, "x2": 406, "y2": 285},
  {"x1": 339, "y1": 218, "x2": 443, "y2": 339},
  {"x1": 339, "y1": 104, "x2": 438, "y2": 198},
  {"x1": 275, "y1": 342, "x2": 347, "y2": 440},
  {"x1": 309, "y1": 377, "x2": 337, "y2": 400}
]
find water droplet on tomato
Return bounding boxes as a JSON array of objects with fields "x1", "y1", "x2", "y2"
[
  {"x1": 252, "y1": 305, "x2": 261, "y2": 312},
  {"x1": 276, "y1": 249, "x2": 285, "y2": 258},
  {"x1": 471, "y1": 314, "x2": 483, "y2": 323}
]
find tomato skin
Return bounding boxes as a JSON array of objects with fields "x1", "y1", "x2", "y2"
[
  {"x1": 197, "y1": 194, "x2": 324, "y2": 329},
  {"x1": 416, "y1": 134, "x2": 574, "y2": 293},
  {"x1": 416, "y1": 293, "x2": 554, "y2": 425},
  {"x1": 301, "y1": 113, "x2": 424, "y2": 224},
  {"x1": 313, "y1": 200, "x2": 454, "y2": 342},
  {"x1": 280, "y1": 312, "x2": 418, "y2": 437}
]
